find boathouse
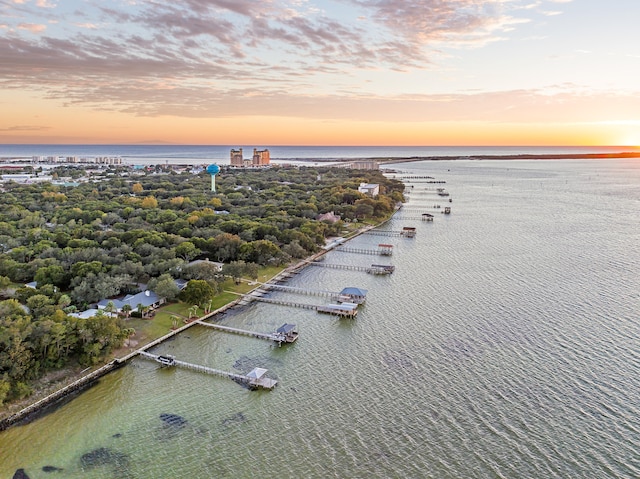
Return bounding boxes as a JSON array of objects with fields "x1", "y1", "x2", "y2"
[
  {"x1": 276, "y1": 323, "x2": 299, "y2": 343},
  {"x1": 401, "y1": 227, "x2": 416, "y2": 238},
  {"x1": 338, "y1": 287, "x2": 368, "y2": 304},
  {"x1": 246, "y1": 368, "x2": 277, "y2": 389},
  {"x1": 369, "y1": 264, "x2": 395, "y2": 275},
  {"x1": 318, "y1": 302, "x2": 359, "y2": 317},
  {"x1": 378, "y1": 244, "x2": 393, "y2": 255}
]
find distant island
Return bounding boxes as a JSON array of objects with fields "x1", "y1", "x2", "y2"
[
  {"x1": 267, "y1": 151, "x2": 640, "y2": 165},
  {"x1": 378, "y1": 151, "x2": 640, "y2": 164}
]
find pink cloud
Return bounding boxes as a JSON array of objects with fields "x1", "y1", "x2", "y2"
[{"x1": 17, "y1": 23, "x2": 46, "y2": 33}]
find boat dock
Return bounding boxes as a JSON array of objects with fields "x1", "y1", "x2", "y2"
[
  {"x1": 335, "y1": 243, "x2": 393, "y2": 256},
  {"x1": 256, "y1": 282, "x2": 339, "y2": 299},
  {"x1": 392, "y1": 176, "x2": 446, "y2": 183},
  {"x1": 255, "y1": 283, "x2": 368, "y2": 304},
  {"x1": 400, "y1": 206, "x2": 443, "y2": 212},
  {"x1": 247, "y1": 295, "x2": 359, "y2": 317},
  {"x1": 395, "y1": 213, "x2": 434, "y2": 221},
  {"x1": 307, "y1": 261, "x2": 395, "y2": 275},
  {"x1": 138, "y1": 352, "x2": 278, "y2": 390},
  {"x1": 363, "y1": 228, "x2": 417, "y2": 238},
  {"x1": 195, "y1": 321, "x2": 298, "y2": 346}
]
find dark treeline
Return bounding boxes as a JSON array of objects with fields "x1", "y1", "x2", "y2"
[{"x1": 0, "y1": 164, "x2": 404, "y2": 406}]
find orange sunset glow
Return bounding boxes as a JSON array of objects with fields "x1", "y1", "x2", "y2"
[{"x1": 1, "y1": 1, "x2": 640, "y2": 146}]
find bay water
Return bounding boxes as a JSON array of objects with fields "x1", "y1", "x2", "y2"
[{"x1": 1, "y1": 158, "x2": 639, "y2": 478}]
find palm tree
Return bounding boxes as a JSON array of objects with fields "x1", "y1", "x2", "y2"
[
  {"x1": 122, "y1": 304, "x2": 132, "y2": 319},
  {"x1": 105, "y1": 300, "x2": 116, "y2": 318},
  {"x1": 204, "y1": 299, "x2": 213, "y2": 314}
]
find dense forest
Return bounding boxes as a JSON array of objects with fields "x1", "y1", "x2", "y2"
[{"x1": 0, "y1": 164, "x2": 404, "y2": 406}]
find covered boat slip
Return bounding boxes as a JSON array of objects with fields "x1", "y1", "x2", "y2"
[{"x1": 139, "y1": 352, "x2": 278, "y2": 390}]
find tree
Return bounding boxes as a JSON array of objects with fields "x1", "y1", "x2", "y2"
[
  {"x1": 132, "y1": 182, "x2": 143, "y2": 194},
  {"x1": 26, "y1": 294, "x2": 55, "y2": 319},
  {"x1": 222, "y1": 261, "x2": 246, "y2": 284},
  {"x1": 181, "y1": 261, "x2": 222, "y2": 281},
  {"x1": 141, "y1": 196, "x2": 159, "y2": 209},
  {"x1": 239, "y1": 239, "x2": 282, "y2": 265},
  {"x1": 104, "y1": 300, "x2": 116, "y2": 317},
  {"x1": 180, "y1": 280, "x2": 214, "y2": 306},
  {"x1": 148, "y1": 273, "x2": 180, "y2": 301},
  {"x1": 121, "y1": 304, "x2": 132, "y2": 318},
  {"x1": 0, "y1": 380, "x2": 10, "y2": 406},
  {"x1": 175, "y1": 241, "x2": 200, "y2": 261},
  {"x1": 57, "y1": 294, "x2": 72, "y2": 309},
  {"x1": 34, "y1": 265, "x2": 67, "y2": 288},
  {"x1": 203, "y1": 299, "x2": 213, "y2": 314}
]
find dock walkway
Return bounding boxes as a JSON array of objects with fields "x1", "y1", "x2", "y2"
[
  {"x1": 247, "y1": 295, "x2": 359, "y2": 317},
  {"x1": 195, "y1": 321, "x2": 290, "y2": 345},
  {"x1": 138, "y1": 352, "x2": 278, "y2": 389},
  {"x1": 307, "y1": 261, "x2": 394, "y2": 275}
]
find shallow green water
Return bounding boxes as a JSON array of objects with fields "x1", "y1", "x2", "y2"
[{"x1": 2, "y1": 159, "x2": 639, "y2": 478}]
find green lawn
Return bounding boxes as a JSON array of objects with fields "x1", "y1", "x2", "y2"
[{"x1": 119, "y1": 265, "x2": 286, "y2": 349}]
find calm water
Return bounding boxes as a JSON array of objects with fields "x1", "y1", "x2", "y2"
[
  {"x1": 1, "y1": 144, "x2": 638, "y2": 165},
  {"x1": 1, "y1": 159, "x2": 639, "y2": 478}
]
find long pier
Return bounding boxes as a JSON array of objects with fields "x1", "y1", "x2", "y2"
[
  {"x1": 307, "y1": 261, "x2": 394, "y2": 274},
  {"x1": 362, "y1": 229, "x2": 416, "y2": 238},
  {"x1": 335, "y1": 245, "x2": 392, "y2": 256},
  {"x1": 400, "y1": 207, "x2": 444, "y2": 212},
  {"x1": 394, "y1": 214, "x2": 434, "y2": 221},
  {"x1": 256, "y1": 282, "x2": 339, "y2": 299},
  {"x1": 138, "y1": 352, "x2": 278, "y2": 389},
  {"x1": 248, "y1": 296, "x2": 359, "y2": 317},
  {"x1": 195, "y1": 321, "x2": 290, "y2": 345}
]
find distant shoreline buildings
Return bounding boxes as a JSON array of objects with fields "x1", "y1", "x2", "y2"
[
  {"x1": 230, "y1": 148, "x2": 270, "y2": 168},
  {"x1": 31, "y1": 156, "x2": 123, "y2": 165}
]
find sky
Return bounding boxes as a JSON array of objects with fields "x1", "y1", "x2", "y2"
[{"x1": 1, "y1": 0, "x2": 640, "y2": 146}]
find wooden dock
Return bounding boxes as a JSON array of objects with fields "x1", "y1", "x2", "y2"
[
  {"x1": 248, "y1": 295, "x2": 359, "y2": 317},
  {"x1": 399, "y1": 206, "x2": 444, "y2": 212},
  {"x1": 335, "y1": 244, "x2": 393, "y2": 256},
  {"x1": 255, "y1": 282, "x2": 339, "y2": 299},
  {"x1": 195, "y1": 321, "x2": 296, "y2": 346},
  {"x1": 363, "y1": 229, "x2": 417, "y2": 238},
  {"x1": 362, "y1": 230, "x2": 403, "y2": 237},
  {"x1": 138, "y1": 352, "x2": 278, "y2": 390},
  {"x1": 307, "y1": 261, "x2": 395, "y2": 275},
  {"x1": 255, "y1": 283, "x2": 368, "y2": 304},
  {"x1": 394, "y1": 213, "x2": 434, "y2": 221}
]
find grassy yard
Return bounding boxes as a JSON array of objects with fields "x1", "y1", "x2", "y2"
[{"x1": 119, "y1": 265, "x2": 286, "y2": 350}]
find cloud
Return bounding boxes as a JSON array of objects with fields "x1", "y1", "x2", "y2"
[
  {"x1": 17, "y1": 23, "x2": 46, "y2": 33},
  {"x1": 0, "y1": 0, "x2": 570, "y2": 120},
  {"x1": 0, "y1": 125, "x2": 51, "y2": 131}
]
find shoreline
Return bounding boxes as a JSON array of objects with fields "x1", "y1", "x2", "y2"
[
  {"x1": 0, "y1": 223, "x2": 378, "y2": 431},
  {"x1": 2, "y1": 150, "x2": 639, "y2": 167}
]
